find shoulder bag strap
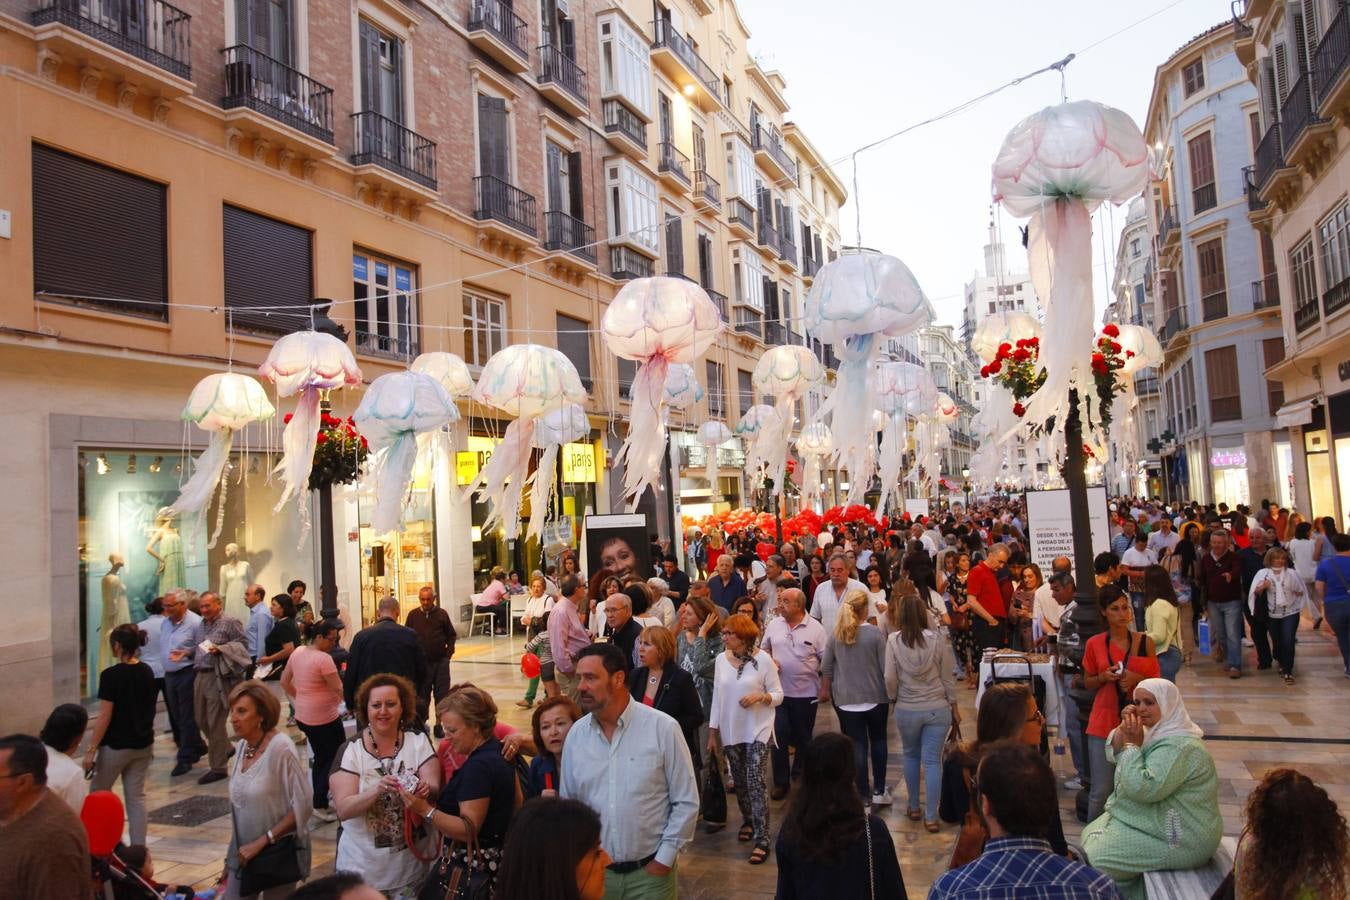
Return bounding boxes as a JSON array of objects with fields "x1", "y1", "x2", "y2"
[{"x1": 864, "y1": 812, "x2": 876, "y2": 900}]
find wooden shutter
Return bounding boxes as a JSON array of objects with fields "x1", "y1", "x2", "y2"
[
  {"x1": 697, "y1": 233, "x2": 713, "y2": 289},
  {"x1": 358, "y1": 20, "x2": 380, "y2": 112},
  {"x1": 738, "y1": 368, "x2": 754, "y2": 416},
  {"x1": 1274, "y1": 42, "x2": 1290, "y2": 103},
  {"x1": 477, "y1": 94, "x2": 509, "y2": 182},
  {"x1": 1263, "y1": 337, "x2": 1286, "y2": 415},
  {"x1": 1188, "y1": 132, "x2": 1214, "y2": 189},
  {"x1": 545, "y1": 142, "x2": 565, "y2": 212},
  {"x1": 567, "y1": 151, "x2": 584, "y2": 219},
  {"x1": 814, "y1": 234, "x2": 823, "y2": 266},
  {"x1": 560, "y1": 17, "x2": 576, "y2": 59},
  {"x1": 1204, "y1": 346, "x2": 1242, "y2": 422},
  {"x1": 222, "y1": 204, "x2": 312, "y2": 333},
  {"x1": 706, "y1": 360, "x2": 722, "y2": 415},
  {"x1": 556, "y1": 313, "x2": 591, "y2": 389},
  {"x1": 32, "y1": 144, "x2": 168, "y2": 318},
  {"x1": 1197, "y1": 239, "x2": 1226, "y2": 298},
  {"x1": 618, "y1": 358, "x2": 636, "y2": 401},
  {"x1": 664, "y1": 215, "x2": 683, "y2": 275}
]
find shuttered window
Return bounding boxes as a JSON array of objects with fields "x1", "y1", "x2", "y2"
[
  {"x1": 1181, "y1": 57, "x2": 1204, "y2": 96},
  {"x1": 556, "y1": 313, "x2": 591, "y2": 391},
  {"x1": 223, "y1": 204, "x2": 313, "y2": 334},
  {"x1": 1187, "y1": 132, "x2": 1216, "y2": 214},
  {"x1": 737, "y1": 368, "x2": 754, "y2": 419},
  {"x1": 1205, "y1": 345, "x2": 1242, "y2": 422},
  {"x1": 618, "y1": 358, "x2": 636, "y2": 401},
  {"x1": 664, "y1": 215, "x2": 683, "y2": 276},
  {"x1": 477, "y1": 94, "x2": 510, "y2": 182},
  {"x1": 706, "y1": 360, "x2": 724, "y2": 417},
  {"x1": 696, "y1": 232, "x2": 714, "y2": 290},
  {"x1": 32, "y1": 144, "x2": 168, "y2": 319},
  {"x1": 1262, "y1": 337, "x2": 1285, "y2": 416},
  {"x1": 1196, "y1": 238, "x2": 1227, "y2": 321}
]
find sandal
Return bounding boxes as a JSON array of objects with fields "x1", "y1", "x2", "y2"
[
  {"x1": 738, "y1": 823, "x2": 754, "y2": 842},
  {"x1": 748, "y1": 845, "x2": 770, "y2": 865},
  {"x1": 906, "y1": 808, "x2": 922, "y2": 821}
]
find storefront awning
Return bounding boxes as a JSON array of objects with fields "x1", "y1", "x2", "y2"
[{"x1": 1275, "y1": 398, "x2": 1316, "y2": 429}]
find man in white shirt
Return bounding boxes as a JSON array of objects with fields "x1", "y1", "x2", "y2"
[
  {"x1": 39, "y1": 704, "x2": 89, "y2": 813},
  {"x1": 562, "y1": 643, "x2": 698, "y2": 896},
  {"x1": 1032, "y1": 556, "x2": 1072, "y2": 639},
  {"x1": 1120, "y1": 533, "x2": 1158, "y2": 631},
  {"x1": 1146, "y1": 516, "x2": 1180, "y2": 561},
  {"x1": 811, "y1": 555, "x2": 872, "y2": 633}
]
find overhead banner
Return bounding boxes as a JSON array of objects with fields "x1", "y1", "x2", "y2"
[
  {"x1": 581, "y1": 513, "x2": 652, "y2": 582},
  {"x1": 1023, "y1": 487, "x2": 1110, "y2": 580},
  {"x1": 903, "y1": 498, "x2": 930, "y2": 520}
]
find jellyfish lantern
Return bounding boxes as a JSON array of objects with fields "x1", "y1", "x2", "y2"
[
  {"x1": 992, "y1": 100, "x2": 1148, "y2": 431},
  {"x1": 353, "y1": 371, "x2": 458, "y2": 535},
  {"x1": 466, "y1": 344, "x2": 585, "y2": 540},
  {"x1": 410, "y1": 351, "x2": 475, "y2": 398},
  {"x1": 167, "y1": 372, "x2": 275, "y2": 547},
  {"x1": 1112, "y1": 323, "x2": 1164, "y2": 375},
  {"x1": 258, "y1": 331, "x2": 363, "y2": 514},
  {"x1": 751, "y1": 345, "x2": 824, "y2": 499},
  {"x1": 527, "y1": 403, "x2": 590, "y2": 543},
  {"x1": 805, "y1": 251, "x2": 931, "y2": 500},
  {"x1": 664, "y1": 363, "x2": 706, "y2": 412},
  {"x1": 873, "y1": 362, "x2": 934, "y2": 513},
  {"x1": 971, "y1": 311, "x2": 1042, "y2": 364},
  {"x1": 602, "y1": 277, "x2": 722, "y2": 508},
  {"x1": 696, "y1": 420, "x2": 733, "y2": 501},
  {"x1": 736, "y1": 404, "x2": 783, "y2": 496},
  {"x1": 794, "y1": 421, "x2": 834, "y2": 511}
]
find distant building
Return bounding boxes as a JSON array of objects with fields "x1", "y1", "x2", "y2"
[
  {"x1": 961, "y1": 217, "x2": 1043, "y2": 353},
  {"x1": 919, "y1": 325, "x2": 978, "y2": 483}
]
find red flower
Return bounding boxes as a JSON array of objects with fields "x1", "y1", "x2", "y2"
[
  {"x1": 988, "y1": 360, "x2": 1002, "y2": 375},
  {"x1": 980, "y1": 365, "x2": 990, "y2": 378},
  {"x1": 1013, "y1": 402, "x2": 1026, "y2": 417},
  {"x1": 1027, "y1": 336, "x2": 1039, "y2": 346},
  {"x1": 283, "y1": 413, "x2": 293, "y2": 424},
  {"x1": 1013, "y1": 348, "x2": 1031, "y2": 362},
  {"x1": 316, "y1": 433, "x2": 329, "y2": 444},
  {"x1": 1109, "y1": 340, "x2": 1122, "y2": 354},
  {"x1": 1125, "y1": 350, "x2": 1135, "y2": 358},
  {"x1": 1102, "y1": 323, "x2": 1120, "y2": 338},
  {"x1": 360, "y1": 437, "x2": 369, "y2": 448},
  {"x1": 998, "y1": 342, "x2": 1012, "y2": 356}
]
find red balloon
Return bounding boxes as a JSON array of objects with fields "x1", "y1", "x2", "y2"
[
  {"x1": 81, "y1": 790, "x2": 125, "y2": 856},
  {"x1": 520, "y1": 652, "x2": 542, "y2": 679}
]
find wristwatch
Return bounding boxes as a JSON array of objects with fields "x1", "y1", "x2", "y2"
[
  {"x1": 423, "y1": 806, "x2": 436, "y2": 823},
  {"x1": 266, "y1": 829, "x2": 275, "y2": 844}
]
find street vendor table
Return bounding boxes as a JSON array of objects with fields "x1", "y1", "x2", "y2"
[{"x1": 974, "y1": 652, "x2": 1061, "y2": 733}]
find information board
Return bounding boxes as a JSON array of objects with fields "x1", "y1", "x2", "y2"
[{"x1": 1023, "y1": 487, "x2": 1111, "y2": 581}]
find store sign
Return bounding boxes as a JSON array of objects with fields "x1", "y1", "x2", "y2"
[
  {"x1": 456, "y1": 436, "x2": 501, "y2": 486},
  {"x1": 562, "y1": 443, "x2": 597, "y2": 483},
  {"x1": 1210, "y1": 448, "x2": 1247, "y2": 468}
]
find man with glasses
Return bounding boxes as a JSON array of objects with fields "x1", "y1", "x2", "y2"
[
  {"x1": 160, "y1": 589, "x2": 206, "y2": 776},
  {"x1": 760, "y1": 588, "x2": 825, "y2": 800},
  {"x1": 0, "y1": 734, "x2": 91, "y2": 897},
  {"x1": 406, "y1": 585, "x2": 456, "y2": 737}
]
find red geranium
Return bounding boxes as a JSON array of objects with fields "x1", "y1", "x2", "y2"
[
  {"x1": 1013, "y1": 402, "x2": 1026, "y2": 417},
  {"x1": 1102, "y1": 323, "x2": 1120, "y2": 338}
]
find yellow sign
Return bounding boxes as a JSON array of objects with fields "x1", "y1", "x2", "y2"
[
  {"x1": 562, "y1": 442, "x2": 597, "y2": 483},
  {"x1": 456, "y1": 435, "x2": 501, "y2": 486}
]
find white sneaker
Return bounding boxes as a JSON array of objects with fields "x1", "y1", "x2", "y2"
[
  {"x1": 871, "y1": 788, "x2": 893, "y2": 807},
  {"x1": 1242, "y1": 638, "x2": 1254, "y2": 647},
  {"x1": 1063, "y1": 777, "x2": 1084, "y2": 791}
]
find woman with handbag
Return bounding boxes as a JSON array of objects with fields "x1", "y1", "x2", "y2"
[
  {"x1": 775, "y1": 732, "x2": 907, "y2": 899},
  {"x1": 945, "y1": 553, "x2": 978, "y2": 687},
  {"x1": 220, "y1": 681, "x2": 313, "y2": 900},
  {"x1": 331, "y1": 674, "x2": 442, "y2": 900},
  {"x1": 400, "y1": 685, "x2": 518, "y2": 900}
]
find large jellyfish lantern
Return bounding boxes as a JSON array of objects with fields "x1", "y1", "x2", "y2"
[
  {"x1": 409, "y1": 350, "x2": 474, "y2": 470},
  {"x1": 1113, "y1": 323, "x2": 1164, "y2": 374},
  {"x1": 167, "y1": 372, "x2": 275, "y2": 546},
  {"x1": 795, "y1": 421, "x2": 834, "y2": 511},
  {"x1": 736, "y1": 404, "x2": 783, "y2": 498},
  {"x1": 353, "y1": 371, "x2": 458, "y2": 535},
  {"x1": 874, "y1": 362, "x2": 935, "y2": 513},
  {"x1": 527, "y1": 403, "x2": 590, "y2": 543},
  {"x1": 751, "y1": 345, "x2": 824, "y2": 499},
  {"x1": 805, "y1": 251, "x2": 931, "y2": 503},
  {"x1": 992, "y1": 100, "x2": 1148, "y2": 430},
  {"x1": 466, "y1": 344, "x2": 585, "y2": 540},
  {"x1": 696, "y1": 420, "x2": 733, "y2": 501},
  {"x1": 971, "y1": 311, "x2": 1042, "y2": 364},
  {"x1": 664, "y1": 363, "x2": 706, "y2": 412},
  {"x1": 259, "y1": 332, "x2": 363, "y2": 514},
  {"x1": 602, "y1": 277, "x2": 722, "y2": 508}
]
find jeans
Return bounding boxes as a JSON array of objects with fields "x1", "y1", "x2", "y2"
[
  {"x1": 1324, "y1": 601, "x2": 1350, "y2": 674},
  {"x1": 297, "y1": 717, "x2": 345, "y2": 810},
  {"x1": 1057, "y1": 670, "x2": 1086, "y2": 781},
  {"x1": 1087, "y1": 735, "x2": 1115, "y2": 823},
  {"x1": 92, "y1": 745, "x2": 152, "y2": 844},
  {"x1": 771, "y1": 697, "x2": 818, "y2": 787},
  {"x1": 416, "y1": 656, "x2": 451, "y2": 727},
  {"x1": 1270, "y1": 615, "x2": 1300, "y2": 675},
  {"x1": 1156, "y1": 645, "x2": 1183, "y2": 683},
  {"x1": 894, "y1": 705, "x2": 951, "y2": 822},
  {"x1": 1208, "y1": 600, "x2": 1245, "y2": 671},
  {"x1": 835, "y1": 703, "x2": 889, "y2": 797},
  {"x1": 164, "y1": 668, "x2": 205, "y2": 766}
]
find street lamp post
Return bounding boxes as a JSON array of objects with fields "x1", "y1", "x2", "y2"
[{"x1": 961, "y1": 466, "x2": 971, "y2": 510}]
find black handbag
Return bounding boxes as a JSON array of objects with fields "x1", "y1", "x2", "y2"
[
  {"x1": 418, "y1": 813, "x2": 499, "y2": 900},
  {"x1": 231, "y1": 806, "x2": 304, "y2": 895}
]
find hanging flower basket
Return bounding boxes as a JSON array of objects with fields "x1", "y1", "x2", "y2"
[
  {"x1": 280, "y1": 411, "x2": 369, "y2": 490},
  {"x1": 980, "y1": 326, "x2": 1128, "y2": 431}
]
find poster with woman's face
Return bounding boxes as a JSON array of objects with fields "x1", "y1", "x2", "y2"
[{"x1": 582, "y1": 514, "x2": 651, "y2": 583}]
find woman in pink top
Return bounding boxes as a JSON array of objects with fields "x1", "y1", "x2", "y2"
[{"x1": 280, "y1": 619, "x2": 345, "y2": 823}]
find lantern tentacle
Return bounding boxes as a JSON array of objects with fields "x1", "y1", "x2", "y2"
[
  {"x1": 275, "y1": 387, "x2": 322, "y2": 510},
  {"x1": 615, "y1": 355, "x2": 670, "y2": 507},
  {"x1": 474, "y1": 418, "x2": 535, "y2": 539},
  {"x1": 528, "y1": 443, "x2": 560, "y2": 544},
  {"x1": 168, "y1": 429, "x2": 234, "y2": 523}
]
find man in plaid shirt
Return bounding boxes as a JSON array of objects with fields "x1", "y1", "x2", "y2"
[{"x1": 929, "y1": 742, "x2": 1122, "y2": 899}]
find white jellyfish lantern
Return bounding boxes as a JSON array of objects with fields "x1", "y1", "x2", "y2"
[
  {"x1": 1112, "y1": 324, "x2": 1164, "y2": 375},
  {"x1": 168, "y1": 372, "x2": 275, "y2": 546},
  {"x1": 524, "y1": 403, "x2": 590, "y2": 544},
  {"x1": 794, "y1": 421, "x2": 834, "y2": 510},
  {"x1": 602, "y1": 277, "x2": 722, "y2": 508},
  {"x1": 750, "y1": 345, "x2": 824, "y2": 499},
  {"x1": 736, "y1": 404, "x2": 783, "y2": 495},
  {"x1": 410, "y1": 351, "x2": 475, "y2": 398},
  {"x1": 663, "y1": 363, "x2": 706, "y2": 412},
  {"x1": 697, "y1": 420, "x2": 734, "y2": 501},
  {"x1": 970, "y1": 311, "x2": 1042, "y2": 364},
  {"x1": 353, "y1": 371, "x2": 458, "y2": 535}
]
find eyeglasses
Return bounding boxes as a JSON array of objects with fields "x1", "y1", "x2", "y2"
[{"x1": 1027, "y1": 710, "x2": 1045, "y2": 724}]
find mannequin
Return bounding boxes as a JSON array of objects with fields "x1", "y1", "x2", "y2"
[
  {"x1": 146, "y1": 508, "x2": 186, "y2": 594},
  {"x1": 218, "y1": 543, "x2": 253, "y2": 622},
  {"x1": 100, "y1": 553, "x2": 132, "y2": 673}
]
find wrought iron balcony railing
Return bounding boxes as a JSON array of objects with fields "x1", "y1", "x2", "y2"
[
  {"x1": 602, "y1": 99, "x2": 646, "y2": 148},
  {"x1": 752, "y1": 125, "x2": 798, "y2": 181},
  {"x1": 657, "y1": 141, "x2": 690, "y2": 185},
  {"x1": 32, "y1": 0, "x2": 191, "y2": 78},
  {"x1": 350, "y1": 111, "x2": 437, "y2": 189},
  {"x1": 694, "y1": 169, "x2": 720, "y2": 205},
  {"x1": 651, "y1": 17, "x2": 719, "y2": 96},
  {"x1": 468, "y1": 0, "x2": 528, "y2": 57},
  {"x1": 543, "y1": 210, "x2": 595, "y2": 263},
  {"x1": 221, "y1": 45, "x2": 333, "y2": 143},
  {"x1": 1315, "y1": 2, "x2": 1350, "y2": 108},
  {"x1": 610, "y1": 245, "x2": 653, "y2": 280},
  {"x1": 538, "y1": 45, "x2": 586, "y2": 103},
  {"x1": 474, "y1": 174, "x2": 538, "y2": 237},
  {"x1": 727, "y1": 197, "x2": 755, "y2": 232}
]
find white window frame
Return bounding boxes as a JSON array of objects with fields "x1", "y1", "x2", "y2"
[
  {"x1": 724, "y1": 136, "x2": 756, "y2": 202},
  {"x1": 463, "y1": 289, "x2": 507, "y2": 369},
  {"x1": 606, "y1": 159, "x2": 659, "y2": 253},
  {"x1": 738, "y1": 249, "x2": 766, "y2": 311},
  {"x1": 353, "y1": 249, "x2": 418, "y2": 358},
  {"x1": 1318, "y1": 202, "x2": 1350, "y2": 294},
  {"x1": 598, "y1": 12, "x2": 652, "y2": 119},
  {"x1": 1290, "y1": 233, "x2": 1319, "y2": 312}
]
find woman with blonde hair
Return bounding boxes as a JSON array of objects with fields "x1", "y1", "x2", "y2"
[
  {"x1": 819, "y1": 589, "x2": 891, "y2": 807},
  {"x1": 1249, "y1": 545, "x2": 1309, "y2": 684}
]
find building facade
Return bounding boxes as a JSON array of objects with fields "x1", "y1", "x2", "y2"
[
  {"x1": 1238, "y1": 0, "x2": 1350, "y2": 526},
  {"x1": 919, "y1": 324, "x2": 977, "y2": 487},
  {"x1": 1144, "y1": 23, "x2": 1285, "y2": 508},
  {"x1": 0, "y1": 0, "x2": 842, "y2": 729}
]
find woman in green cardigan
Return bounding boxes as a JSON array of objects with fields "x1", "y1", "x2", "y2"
[{"x1": 1080, "y1": 677, "x2": 1222, "y2": 899}]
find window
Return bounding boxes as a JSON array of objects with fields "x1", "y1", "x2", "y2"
[
  {"x1": 1290, "y1": 234, "x2": 1318, "y2": 318},
  {"x1": 223, "y1": 204, "x2": 312, "y2": 333},
  {"x1": 539, "y1": 0, "x2": 575, "y2": 57},
  {"x1": 556, "y1": 313, "x2": 591, "y2": 391},
  {"x1": 1263, "y1": 337, "x2": 1286, "y2": 416},
  {"x1": 737, "y1": 368, "x2": 754, "y2": 418},
  {"x1": 358, "y1": 20, "x2": 403, "y2": 121},
  {"x1": 236, "y1": 0, "x2": 292, "y2": 62},
  {"x1": 723, "y1": 75, "x2": 733, "y2": 107},
  {"x1": 1318, "y1": 202, "x2": 1350, "y2": 301},
  {"x1": 597, "y1": 13, "x2": 651, "y2": 118},
  {"x1": 477, "y1": 93, "x2": 510, "y2": 182},
  {"x1": 737, "y1": 251, "x2": 766, "y2": 310},
  {"x1": 605, "y1": 161, "x2": 659, "y2": 253},
  {"x1": 1181, "y1": 57, "x2": 1204, "y2": 97},
  {"x1": 723, "y1": 136, "x2": 756, "y2": 201},
  {"x1": 1187, "y1": 131, "x2": 1216, "y2": 214},
  {"x1": 545, "y1": 141, "x2": 583, "y2": 217},
  {"x1": 1205, "y1": 346, "x2": 1242, "y2": 422},
  {"x1": 658, "y1": 91, "x2": 673, "y2": 145},
  {"x1": 706, "y1": 360, "x2": 725, "y2": 417},
  {"x1": 696, "y1": 231, "x2": 714, "y2": 290},
  {"x1": 664, "y1": 214, "x2": 683, "y2": 276},
  {"x1": 1181, "y1": 360, "x2": 1198, "y2": 431},
  {"x1": 353, "y1": 251, "x2": 418, "y2": 357},
  {"x1": 32, "y1": 144, "x2": 168, "y2": 319},
  {"x1": 1196, "y1": 238, "x2": 1227, "y2": 321},
  {"x1": 617, "y1": 358, "x2": 636, "y2": 401},
  {"x1": 463, "y1": 290, "x2": 505, "y2": 367}
]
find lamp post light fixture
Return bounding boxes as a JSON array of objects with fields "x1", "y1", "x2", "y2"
[{"x1": 961, "y1": 466, "x2": 971, "y2": 510}]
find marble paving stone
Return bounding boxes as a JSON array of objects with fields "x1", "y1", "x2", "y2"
[{"x1": 146, "y1": 795, "x2": 233, "y2": 827}]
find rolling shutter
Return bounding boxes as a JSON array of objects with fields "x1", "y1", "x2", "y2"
[{"x1": 222, "y1": 204, "x2": 312, "y2": 333}]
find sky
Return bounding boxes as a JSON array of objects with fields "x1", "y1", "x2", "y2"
[{"x1": 736, "y1": 0, "x2": 1230, "y2": 326}]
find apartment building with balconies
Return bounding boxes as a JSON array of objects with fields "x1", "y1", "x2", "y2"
[
  {"x1": 920, "y1": 324, "x2": 978, "y2": 483},
  {"x1": 1143, "y1": 22, "x2": 1285, "y2": 508},
  {"x1": 1237, "y1": 0, "x2": 1350, "y2": 527}
]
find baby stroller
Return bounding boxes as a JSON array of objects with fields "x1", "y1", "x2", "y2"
[{"x1": 83, "y1": 790, "x2": 215, "y2": 900}]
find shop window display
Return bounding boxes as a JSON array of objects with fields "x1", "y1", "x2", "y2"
[
  {"x1": 78, "y1": 449, "x2": 316, "y2": 695},
  {"x1": 357, "y1": 455, "x2": 437, "y2": 626}
]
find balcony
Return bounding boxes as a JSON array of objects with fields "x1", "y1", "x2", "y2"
[
  {"x1": 752, "y1": 125, "x2": 797, "y2": 183},
  {"x1": 1156, "y1": 205, "x2": 1179, "y2": 253},
  {"x1": 474, "y1": 174, "x2": 538, "y2": 239},
  {"x1": 777, "y1": 234, "x2": 797, "y2": 271},
  {"x1": 765, "y1": 320, "x2": 785, "y2": 346},
  {"x1": 467, "y1": 0, "x2": 529, "y2": 73},
  {"x1": 657, "y1": 140, "x2": 691, "y2": 188},
  {"x1": 602, "y1": 99, "x2": 646, "y2": 159},
  {"x1": 610, "y1": 245, "x2": 654, "y2": 280},
  {"x1": 1134, "y1": 374, "x2": 1160, "y2": 396},
  {"x1": 1192, "y1": 181, "x2": 1217, "y2": 216},
  {"x1": 543, "y1": 210, "x2": 596, "y2": 265},
  {"x1": 693, "y1": 169, "x2": 720, "y2": 213},
  {"x1": 1160, "y1": 306, "x2": 1189, "y2": 345},
  {"x1": 1241, "y1": 164, "x2": 1269, "y2": 220},
  {"x1": 756, "y1": 216, "x2": 778, "y2": 255},
  {"x1": 1295, "y1": 294, "x2": 1321, "y2": 333},
  {"x1": 356, "y1": 330, "x2": 418, "y2": 360},
  {"x1": 350, "y1": 111, "x2": 438, "y2": 194},
  {"x1": 1326, "y1": 275, "x2": 1350, "y2": 319},
  {"x1": 1315, "y1": 3, "x2": 1350, "y2": 119},
  {"x1": 31, "y1": 0, "x2": 192, "y2": 96},
  {"x1": 1254, "y1": 121, "x2": 1297, "y2": 206},
  {"x1": 802, "y1": 255, "x2": 821, "y2": 283},
  {"x1": 1281, "y1": 72, "x2": 1334, "y2": 171},
  {"x1": 1252, "y1": 273, "x2": 1280, "y2": 311},
  {"x1": 1201, "y1": 291, "x2": 1228, "y2": 322},
  {"x1": 734, "y1": 306, "x2": 763, "y2": 340},
  {"x1": 537, "y1": 45, "x2": 587, "y2": 117},
  {"x1": 727, "y1": 197, "x2": 755, "y2": 240},
  {"x1": 1232, "y1": 1, "x2": 1255, "y2": 66},
  {"x1": 220, "y1": 45, "x2": 334, "y2": 148},
  {"x1": 650, "y1": 18, "x2": 720, "y2": 111},
  {"x1": 706, "y1": 288, "x2": 728, "y2": 322}
]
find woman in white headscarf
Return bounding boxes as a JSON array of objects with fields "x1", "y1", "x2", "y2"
[{"x1": 1079, "y1": 678, "x2": 1222, "y2": 900}]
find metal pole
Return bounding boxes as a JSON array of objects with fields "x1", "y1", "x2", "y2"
[{"x1": 318, "y1": 396, "x2": 339, "y2": 621}]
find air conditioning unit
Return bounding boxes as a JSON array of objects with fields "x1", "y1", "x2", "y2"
[{"x1": 556, "y1": 0, "x2": 570, "y2": 14}]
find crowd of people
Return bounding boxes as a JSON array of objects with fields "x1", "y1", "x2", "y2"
[{"x1": 2, "y1": 495, "x2": 1348, "y2": 899}]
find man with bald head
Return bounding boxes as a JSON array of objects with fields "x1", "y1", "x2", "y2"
[
  {"x1": 243, "y1": 583, "x2": 273, "y2": 667},
  {"x1": 167, "y1": 590, "x2": 247, "y2": 783},
  {"x1": 760, "y1": 587, "x2": 825, "y2": 798},
  {"x1": 343, "y1": 596, "x2": 428, "y2": 718}
]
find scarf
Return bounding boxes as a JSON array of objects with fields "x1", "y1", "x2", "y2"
[
  {"x1": 1249, "y1": 566, "x2": 1304, "y2": 617},
  {"x1": 1135, "y1": 678, "x2": 1204, "y2": 748},
  {"x1": 733, "y1": 650, "x2": 759, "y2": 679}
]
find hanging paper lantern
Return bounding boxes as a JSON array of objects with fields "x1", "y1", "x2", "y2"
[
  {"x1": 410, "y1": 351, "x2": 475, "y2": 398},
  {"x1": 602, "y1": 277, "x2": 722, "y2": 508},
  {"x1": 794, "y1": 421, "x2": 834, "y2": 510},
  {"x1": 737, "y1": 404, "x2": 783, "y2": 492},
  {"x1": 697, "y1": 420, "x2": 733, "y2": 501},
  {"x1": 167, "y1": 372, "x2": 275, "y2": 547},
  {"x1": 258, "y1": 331, "x2": 363, "y2": 517},
  {"x1": 805, "y1": 251, "x2": 932, "y2": 505},
  {"x1": 467, "y1": 344, "x2": 585, "y2": 540},
  {"x1": 526, "y1": 403, "x2": 590, "y2": 542},
  {"x1": 663, "y1": 362, "x2": 706, "y2": 411},
  {"x1": 1113, "y1": 323, "x2": 1164, "y2": 374},
  {"x1": 874, "y1": 362, "x2": 934, "y2": 513},
  {"x1": 751, "y1": 345, "x2": 824, "y2": 499},
  {"x1": 992, "y1": 100, "x2": 1148, "y2": 431},
  {"x1": 971, "y1": 311, "x2": 1042, "y2": 364},
  {"x1": 353, "y1": 371, "x2": 458, "y2": 535},
  {"x1": 935, "y1": 391, "x2": 960, "y2": 423}
]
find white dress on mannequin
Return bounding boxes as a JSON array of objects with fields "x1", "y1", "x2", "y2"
[
  {"x1": 219, "y1": 557, "x2": 254, "y2": 622},
  {"x1": 100, "y1": 557, "x2": 131, "y2": 674}
]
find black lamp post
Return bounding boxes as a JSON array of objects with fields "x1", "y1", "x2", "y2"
[{"x1": 961, "y1": 466, "x2": 971, "y2": 510}]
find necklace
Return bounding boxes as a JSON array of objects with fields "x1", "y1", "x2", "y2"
[
  {"x1": 647, "y1": 674, "x2": 659, "y2": 686},
  {"x1": 243, "y1": 735, "x2": 265, "y2": 760}
]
